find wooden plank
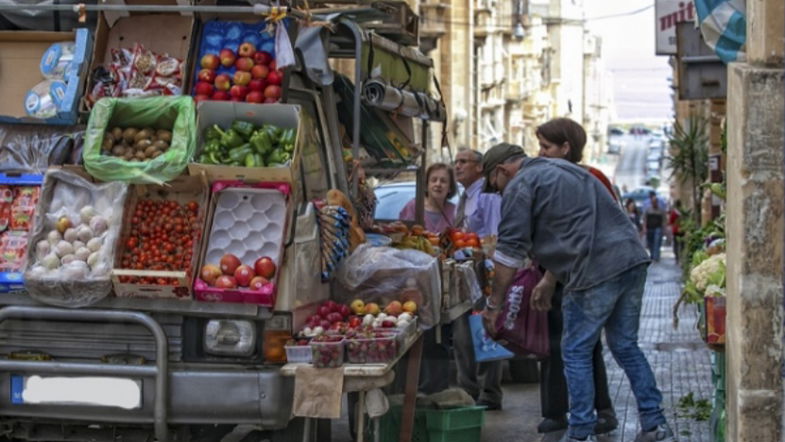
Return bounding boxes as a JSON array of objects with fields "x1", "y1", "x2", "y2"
[{"x1": 398, "y1": 334, "x2": 423, "y2": 442}]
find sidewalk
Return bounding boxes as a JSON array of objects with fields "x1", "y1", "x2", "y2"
[{"x1": 483, "y1": 249, "x2": 713, "y2": 441}]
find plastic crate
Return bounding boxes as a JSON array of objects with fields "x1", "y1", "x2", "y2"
[
  {"x1": 346, "y1": 333, "x2": 398, "y2": 364},
  {"x1": 375, "y1": 405, "x2": 429, "y2": 442},
  {"x1": 425, "y1": 406, "x2": 485, "y2": 442},
  {"x1": 284, "y1": 344, "x2": 312, "y2": 363}
]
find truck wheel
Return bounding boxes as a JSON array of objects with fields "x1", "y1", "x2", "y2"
[{"x1": 508, "y1": 359, "x2": 540, "y2": 383}]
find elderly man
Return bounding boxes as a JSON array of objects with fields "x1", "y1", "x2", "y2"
[
  {"x1": 479, "y1": 143, "x2": 674, "y2": 442},
  {"x1": 451, "y1": 148, "x2": 504, "y2": 410}
]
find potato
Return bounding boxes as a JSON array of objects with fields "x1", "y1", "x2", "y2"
[
  {"x1": 134, "y1": 129, "x2": 153, "y2": 143},
  {"x1": 135, "y1": 151, "x2": 147, "y2": 161},
  {"x1": 151, "y1": 150, "x2": 163, "y2": 158},
  {"x1": 135, "y1": 139, "x2": 153, "y2": 150},
  {"x1": 153, "y1": 140, "x2": 169, "y2": 151},
  {"x1": 156, "y1": 130, "x2": 173, "y2": 143},
  {"x1": 111, "y1": 127, "x2": 123, "y2": 142},
  {"x1": 123, "y1": 151, "x2": 135, "y2": 161},
  {"x1": 102, "y1": 136, "x2": 114, "y2": 152},
  {"x1": 111, "y1": 145, "x2": 127, "y2": 157},
  {"x1": 122, "y1": 127, "x2": 138, "y2": 143}
]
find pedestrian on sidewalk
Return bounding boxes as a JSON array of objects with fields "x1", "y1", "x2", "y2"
[
  {"x1": 643, "y1": 192, "x2": 665, "y2": 263},
  {"x1": 400, "y1": 162, "x2": 457, "y2": 394},
  {"x1": 626, "y1": 198, "x2": 643, "y2": 237},
  {"x1": 668, "y1": 200, "x2": 684, "y2": 264},
  {"x1": 479, "y1": 143, "x2": 675, "y2": 442},
  {"x1": 451, "y1": 147, "x2": 504, "y2": 410},
  {"x1": 534, "y1": 118, "x2": 617, "y2": 435}
]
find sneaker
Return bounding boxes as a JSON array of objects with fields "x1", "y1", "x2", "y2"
[
  {"x1": 559, "y1": 434, "x2": 597, "y2": 442},
  {"x1": 595, "y1": 408, "x2": 619, "y2": 434},
  {"x1": 635, "y1": 424, "x2": 676, "y2": 442},
  {"x1": 537, "y1": 416, "x2": 568, "y2": 433}
]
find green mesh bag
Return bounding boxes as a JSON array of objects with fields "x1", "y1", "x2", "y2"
[{"x1": 83, "y1": 96, "x2": 196, "y2": 184}]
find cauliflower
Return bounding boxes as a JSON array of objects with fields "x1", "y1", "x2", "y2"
[{"x1": 689, "y1": 253, "x2": 726, "y2": 292}]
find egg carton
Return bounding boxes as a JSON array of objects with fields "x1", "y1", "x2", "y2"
[{"x1": 194, "y1": 181, "x2": 290, "y2": 306}]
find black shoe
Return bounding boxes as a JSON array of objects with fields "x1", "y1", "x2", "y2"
[
  {"x1": 595, "y1": 408, "x2": 619, "y2": 434},
  {"x1": 538, "y1": 416, "x2": 568, "y2": 433},
  {"x1": 477, "y1": 400, "x2": 502, "y2": 411}
]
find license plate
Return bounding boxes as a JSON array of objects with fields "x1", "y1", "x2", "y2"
[{"x1": 11, "y1": 375, "x2": 142, "y2": 409}]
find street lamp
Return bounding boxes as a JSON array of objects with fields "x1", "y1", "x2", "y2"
[{"x1": 513, "y1": 22, "x2": 526, "y2": 40}]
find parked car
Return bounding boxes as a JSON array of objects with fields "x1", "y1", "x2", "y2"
[{"x1": 609, "y1": 127, "x2": 625, "y2": 136}]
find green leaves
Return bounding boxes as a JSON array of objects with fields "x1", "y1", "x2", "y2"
[{"x1": 677, "y1": 392, "x2": 712, "y2": 421}]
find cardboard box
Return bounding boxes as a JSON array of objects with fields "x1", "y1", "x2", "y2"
[
  {"x1": 0, "y1": 29, "x2": 92, "y2": 125},
  {"x1": 82, "y1": 4, "x2": 195, "y2": 114},
  {"x1": 705, "y1": 296, "x2": 726, "y2": 345},
  {"x1": 0, "y1": 173, "x2": 44, "y2": 293},
  {"x1": 188, "y1": 102, "x2": 312, "y2": 183},
  {"x1": 111, "y1": 174, "x2": 209, "y2": 300}
]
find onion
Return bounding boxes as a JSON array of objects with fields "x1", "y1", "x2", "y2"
[
  {"x1": 76, "y1": 225, "x2": 94, "y2": 243},
  {"x1": 27, "y1": 265, "x2": 47, "y2": 279},
  {"x1": 72, "y1": 240, "x2": 86, "y2": 250},
  {"x1": 79, "y1": 206, "x2": 96, "y2": 224},
  {"x1": 35, "y1": 240, "x2": 51, "y2": 259},
  {"x1": 55, "y1": 240, "x2": 74, "y2": 257},
  {"x1": 61, "y1": 260, "x2": 89, "y2": 279},
  {"x1": 63, "y1": 227, "x2": 78, "y2": 243},
  {"x1": 91, "y1": 262, "x2": 110, "y2": 276},
  {"x1": 60, "y1": 254, "x2": 76, "y2": 265},
  {"x1": 86, "y1": 237, "x2": 103, "y2": 252},
  {"x1": 87, "y1": 251, "x2": 101, "y2": 268},
  {"x1": 47, "y1": 230, "x2": 61, "y2": 245},
  {"x1": 89, "y1": 216, "x2": 109, "y2": 235},
  {"x1": 41, "y1": 252, "x2": 60, "y2": 269},
  {"x1": 74, "y1": 247, "x2": 91, "y2": 261}
]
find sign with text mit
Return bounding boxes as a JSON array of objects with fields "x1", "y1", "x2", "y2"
[{"x1": 655, "y1": 0, "x2": 695, "y2": 55}]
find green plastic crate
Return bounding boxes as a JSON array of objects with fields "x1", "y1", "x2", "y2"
[
  {"x1": 376, "y1": 405, "x2": 429, "y2": 442},
  {"x1": 425, "y1": 406, "x2": 485, "y2": 442},
  {"x1": 427, "y1": 427, "x2": 482, "y2": 442}
]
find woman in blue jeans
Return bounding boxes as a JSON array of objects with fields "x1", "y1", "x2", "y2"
[{"x1": 643, "y1": 195, "x2": 665, "y2": 262}]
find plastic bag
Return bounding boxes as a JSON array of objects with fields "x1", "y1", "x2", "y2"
[
  {"x1": 82, "y1": 96, "x2": 196, "y2": 184},
  {"x1": 23, "y1": 168, "x2": 128, "y2": 307},
  {"x1": 469, "y1": 314, "x2": 514, "y2": 363},
  {"x1": 491, "y1": 265, "x2": 549, "y2": 358},
  {"x1": 333, "y1": 244, "x2": 441, "y2": 329},
  {"x1": 0, "y1": 124, "x2": 78, "y2": 174}
]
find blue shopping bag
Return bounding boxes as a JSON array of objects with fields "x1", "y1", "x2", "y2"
[{"x1": 469, "y1": 314, "x2": 514, "y2": 363}]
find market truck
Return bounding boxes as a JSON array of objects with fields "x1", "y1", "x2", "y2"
[{"x1": 0, "y1": 3, "x2": 440, "y2": 440}]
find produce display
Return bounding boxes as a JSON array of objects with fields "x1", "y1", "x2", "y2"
[
  {"x1": 310, "y1": 335, "x2": 344, "y2": 368},
  {"x1": 116, "y1": 199, "x2": 200, "y2": 286},
  {"x1": 194, "y1": 46, "x2": 282, "y2": 104},
  {"x1": 87, "y1": 43, "x2": 184, "y2": 107},
  {"x1": 345, "y1": 331, "x2": 398, "y2": 364},
  {"x1": 199, "y1": 253, "x2": 276, "y2": 289},
  {"x1": 198, "y1": 121, "x2": 295, "y2": 167},
  {"x1": 27, "y1": 205, "x2": 112, "y2": 279},
  {"x1": 100, "y1": 126, "x2": 174, "y2": 161}
]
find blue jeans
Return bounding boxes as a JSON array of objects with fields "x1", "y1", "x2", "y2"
[
  {"x1": 646, "y1": 227, "x2": 663, "y2": 261},
  {"x1": 561, "y1": 264, "x2": 665, "y2": 438}
]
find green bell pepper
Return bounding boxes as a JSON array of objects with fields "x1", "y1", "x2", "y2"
[
  {"x1": 279, "y1": 128, "x2": 296, "y2": 145},
  {"x1": 228, "y1": 143, "x2": 253, "y2": 163},
  {"x1": 203, "y1": 125, "x2": 222, "y2": 142},
  {"x1": 231, "y1": 120, "x2": 256, "y2": 139},
  {"x1": 244, "y1": 152, "x2": 257, "y2": 168},
  {"x1": 260, "y1": 124, "x2": 282, "y2": 142},
  {"x1": 203, "y1": 139, "x2": 222, "y2": 154},
  {"x1": 253, "y1": 153, "x2": 265, "y2": 167},
  {"x1": 214, "y1": 125, "x2": 244, "y2": 149},
  {"x1": 250, "y1": 130, "x2": 273, "y2": 155}
]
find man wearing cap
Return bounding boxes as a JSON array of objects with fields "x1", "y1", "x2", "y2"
[
  {"x1": 451, "y1": 147, "x2": 504, "y2": 410},
  {"x1": 479, "y1": 143, "x2": 674, "y2": 442}
]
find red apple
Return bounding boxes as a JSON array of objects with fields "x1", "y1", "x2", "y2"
[
  {"x1": 215, "y1": 275, "x2": 238, "y2": 289},
  {"x1": 327, "y1": 312, "x2": 343, "y2": 324},
  {"x1": 194, "y1": 94, "x2": 211, "y2": 104},
  {"x1": 233, "y1": 70, "x2": 251, "y2": 86},
  {"x1": 269, "y1": 60, "x2": 277, "y2": 71},
  {"x1": 339, "y1": 304, "x2": 351, "y2": 318},
  {"x1": 214, "y1": 74, "x2": 232, "y2": 91},
  {"x1": 219, "y1": 48, "x2": 236, "y2": 67},
  {"x1": 263, "y1": 84, "x2": 282, "y2": 100},
  {"x1": 200, "y1": 264, "x2": 222, "y2": 285},
  {"x1": 238, "y1": 42, "x2": 256, "y2": 58},
  {"x1": 318, "y1": 304, "x2": 331, "y2": 318},
  {"x1": 248, "y1": 78, "x2": 266, "y2": 92},
  {"x1": 212, "y1": 90, "x2": 230, "y2": 101},
  {"x1": 263, "y1": 97, "x2": 278, "y2": 103},
  {"x1": 254, "y1": 256, "x2": 276, "y2": 278},
  {"x1": 325, "y1": 300, "x2": 338, "y2": 312},
  {"x1": 251, "y1": 64, "x2": 269, "y2": 79},
  {"x1": 319, "y1": 319, "x2": 331, "y2": 329},
  {"x1": 249, "y1": 275, "x2": 269, "y2": 290},
  {"x1": 220, "y1": 253, "x2": 242, "y2": 275},
  {"x1": 194, "y1": 81, "x2": 214, "y2": 96},
  {"x1": 266, "y1": 70, "x2": 283, "y2": 86},
  {"x1": 234, "y1": 264, "x2": 255, "y2": 287},
  {"x1": 348, "y1": 316, "x2": 362, "y2": 328},
  {"x1": 200, "y1": 53, "x2": 220, "y2": 70},
  {"x1": 197, "y1": 68, "x2": 217, "y2": 83},
  {"x1": 235, "y1": 57, "x2": 254, "y2": 72},
  {"x1": 245, "y1": 91, "x2": 264, "y2": 103},
  {"x1": 253, "y1": 51, "x2": 273, "y2": 66},
  {"x1": 381, "y1": 319, "x2": 396, "y2": 328},
  {"x1": 229, "y1": 84, "x2": 249, "y2": 100}
]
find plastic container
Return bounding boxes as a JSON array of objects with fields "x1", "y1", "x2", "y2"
[
  {"x1": 24, "y1": 80, "x2": 67, "y2": 119},
  {"x1": 285, "y1": 343, "x2": 312, "y2": 364},
  {"x1": 40, "y1": 42, "x2": 77, "y2": 80},
  {"x1": 310, "y1": 336, "x2": 344, "y2": 368},
  {"x1": 424, "y1": 406, "x2": 485, "y2": 442},
  {"x1": 346, "y1": 333, "x2": 398, "y2": 364},
  {"x1": 375, "y1": 405, "x2": 428, "y2": 442}
]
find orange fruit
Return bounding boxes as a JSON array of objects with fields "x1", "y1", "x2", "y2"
[
  {"x1": 466, "y1": 238, "x2": 479, "y2": 248},
  {"x1": 454, "y1": 239, "x2": 466, "y2": 249},
  {"x1": 451, "y1": 231, "x2": 465, "y2": 242}
]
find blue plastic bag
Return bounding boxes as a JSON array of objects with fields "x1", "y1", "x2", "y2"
[{"x1": 469, "y1": 314, "x2": 514, "y2": 363}]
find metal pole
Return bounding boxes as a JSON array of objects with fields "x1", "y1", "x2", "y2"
[{"x1": 0, "y1": 3, "x2": 308, "y2": 19}]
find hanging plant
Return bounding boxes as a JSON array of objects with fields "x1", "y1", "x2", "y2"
[{"x1": 666, "y1": 115, "x2": 709, "y2": 224}]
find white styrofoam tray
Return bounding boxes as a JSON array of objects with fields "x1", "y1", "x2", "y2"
[{"x1": 204, "y1": 188, "x2": 286, "y2": 268}]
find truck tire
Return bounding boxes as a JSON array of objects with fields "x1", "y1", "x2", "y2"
[{"x1": 508, "y1": 359, "x2": 540, "y2": 383}]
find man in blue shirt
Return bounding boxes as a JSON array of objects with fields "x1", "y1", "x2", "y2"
[
  {"x1": 479, "y1": 144, "x2": 674, "y2": 442},
  {"x1": 452, "y1": 148, "x2": 504, "y2": 410}
]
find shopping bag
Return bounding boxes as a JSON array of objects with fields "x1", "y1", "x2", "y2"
[
  {"x1": 492, "y1": 265, "x2": 550, "y2": 358},
  {"x1": 468, "y1": 314, "x2": 514, "y2": 363}
]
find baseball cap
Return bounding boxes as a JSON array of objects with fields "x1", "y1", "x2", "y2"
[{"x1": 482, "y1": 143, "x2": 525, "y2": 192}]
